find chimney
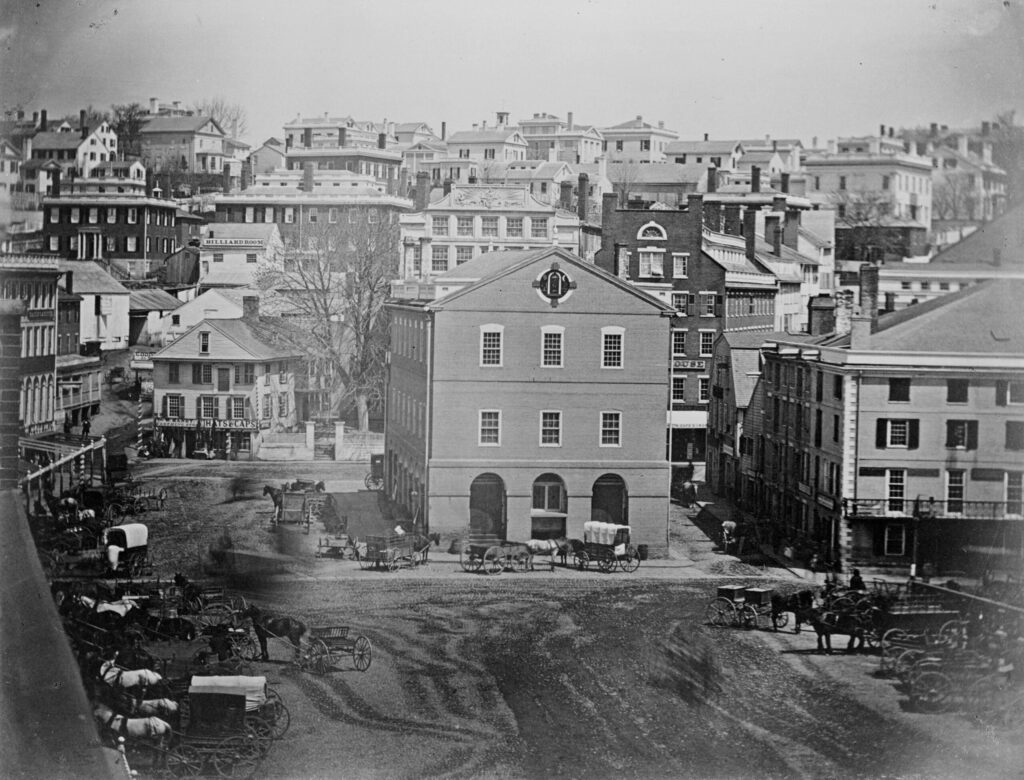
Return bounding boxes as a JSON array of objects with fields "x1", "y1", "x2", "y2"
[
  {"x1": 302, "y1": 162, "x2": 314, "y2": 192},
  {"x1": 941, "y1": 124, "x2": 948, "y2": 132},
  {"x1": 222, "y1": 163, "x2": 231, "y2": 194},
  {"x1": 884, "y1": 292, "x2": 896, "y2": 312},
  {"x1": 687, "y1": 194, "x2": 705, "y2": 256},
  {"x1": 835, "y1": 290, "x2": 854, "y2": 336},
  {"x1": 150, "y1": 97, "x2": 158, "y2": 114},
  {"x1": 983, "y1": 141, "x2": 993, "y2": 164},
  {"x1": 772, "y1": 139, "x2": 778, "y2": 152},
  {"x1": 559, "y1": 180, "x2": 574, "y2": 211},
  {"x1": 858, "y1": 263, "x2": 880, "y2": 329},
  {"x1": 303, "y1": 128, "x2": 312, "y2": 148},
  {"x1": 929, "y1": 122, "x2": 938, "y2": 137},
  {"x1": 993, "y1": 248, "x2": 1002, "y2": 266},
  {"x1": 496, "y1": 111, "x2": 509, "y2": 127},
  {"x1": 414, "y1": 171, "x2": 430, "y2": 211},
  {"x1": 16, "y1": 109, "x2": 23, "y2": 120},
  {"x1": 567, "y1": 111, "x2": 574, "y2": 130},
  {"x1": 440, "y1": 121, "x2": 446, "y2": 141},
  {"x1": 807, "y1": 295, "x2": 836, "y2": 336},
  {"x1": 780, "y1": 172, "x2": 790, "y2": 193},
  {"x1": 339, "y1": 127, "x2": 347, "y2": 146},
  {"x1": 64, "y1": 270, "x2": 73, "y2": 295},
  {"x1": 850, "y1": 314, "x2": 873, "y2": 349},
  {"x1": 32, "y1": 111, "x2": 38, "y2": 126},
  {"x1": 750, "y1": 165, "x2": 761, "y2": 193},
  {"x1": 783, "y1": 209, "x2": 800, "y2": 250},
  {"x1": 39, "y1": 109, "x2": 47, "y2": 130},
  {"x1": 703, "y1": 132, "x2": 709, "y2": 142},
  {"x1": 636, "y1": 115, "x2": 642, "y2": 121},
  {"x1": 765, "y1": 214, "x2": 782, "y2": 256},
  {"x1": 723, "y1": 204, "x2": 741, "y2": 235},
  {"x1": 703, "y1": 200, "x2": 722, "y2": 232},
  {"x1": 981, "y1": 121, "x2": 991, "y2": 136},
  {"x1": 80, "y1": 109, "x2": 87, "y2": 138},
  {"x1": 51, "y1": 167, "x2": 61, "y2": 197},
  {"x1": 879, "y1": 123, "x2": 886, "y2": 137},
  {"x1": 577, "y1": 173, "x2": 589, "y2": 222},
  {"x1": 772, "y1": 195, "x2": 787, "y2": 212},
  {"x1": 377, "y1": 133, "x2": 387, "y2": 149},
  {"x1": 888, "y1": 126, "x2": 894, "y2": 138},
  {"x1": 706, "y1": 166, "x2": 718, "y2": 193},
  {"x1": 242, "y1": 295, "x2": 260, "y2": 320},
  {"x1": 743, "y1": 207, "x2": 758, "y2": 261},
  {"x1": 602, "y1": 191, "x2": 618, "y2": 219},
  {"x1": 443, "y1": 179, "x2": 453, "y2": 196}
]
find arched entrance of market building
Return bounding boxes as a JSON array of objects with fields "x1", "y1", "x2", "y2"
[
  {"x1": 531, "y1": 473, "x2": 567, "y2": 539},
  {"x1": 591, "y1": 474, "x2": 628, "y2": 525},
  {"x1": 469, "y1": 473, "x2": 506, "y2": 538}
]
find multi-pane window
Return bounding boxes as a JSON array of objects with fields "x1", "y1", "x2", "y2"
[
  {"x1": 88, "y1": 207, "x2": 98, "y2": 224},
  {"x1": 278, "y1": 394, "x2": 288, "y2": 417},
  {"x1": 672, "y1": 377, "x2": 686, "y2": 408},
  {"x1": 213, "y1": 253, "x2": 224, "y2": 263},
  {"x1": 672, "y1": 292, "x2": 687, "y2": 313},
  {"x1": 481, "y1": 217, "x2": 498, "y2": 237},
  {"x1": 479, "y1": 410, "x2": 501, "y2": 445},
  {"x1": 431, "y1": 245, "x2": 448, "y2": 272},
  {"x1": 1009, "y1": 381, "x2": 1024, "y2": 404},
  {"x1": 542, "y1": 329, "x2": 563, "y2": 367},
  {"x1": 167, "y1": 395, "x2": 182, "y2": 418},
  {"x1": 457, "y1": 216, "x2": 474, "y2": 236},
  {"x1": 246, "y1": 253, "x2": 257, "y2": 264},
  {"x1": 284, "y1": 207, "x2": 294, "y2": 224},
  {"x1": 888, "y1": 419, "x2": 909, "y2": 447},
  {"x1": 701, "y1": 293, "x2": 716, "y2": 316},
  {"x1": 200, "y1": 396, "x2": 219, "y2": 419},
  {"x1": 600, "y1": 412, "x2": 621, "y2": 446},
  {"x1": 231, "y1": 397, "x2": 246, "y2": 419},
  {"x1": 699, "y1": 331, "x2": 715, "y2": 356},
  {"x1": 878, "y1": 418, "x2": 918, "y2": 449},
  {"x1": 244, "y1": 364, "x2": 255, "y2": 384},
  {"x1": 106, "y1": 208, "x2": 116, "y2": 224},
  {"x1": 601, "y1": 330, "x2": 623, "y2": 368},
  {"x1": 887, "y1": 469, "x2": 906, "y2": 512},
  {"x1": 168, "y1": 363, "x2": 179, "y2": 384},
  {"x1": 1007, "y1": 472, "x2": 1023, "y2": 516},
  {"x1": 531, "y1": 218, "x2": 548, "y2": 238},
  {"x1": 699, "y1": 377, "x2": 710, "y2": 403},
  {"x1": 672, "y1": 253, "x2": 689, "y2": 277},
  {"x1": 126, "y1": 236, "x2": 138, "y2": 252},
  {"x1": 201, "y1": 364, "x2": 212, "y2": 384},
  {"x1": 480, "y1": 327, "x2": 502, "y2": 366},
  {"x1": 947, "y1": 470, "x2": 965, "y2": 514},
  {"x1": 884, "y1": 524, "x2": 906, "y2": 556},
  {"x1": 671, "y1": 331, "x2": 686, "y2": 357},
  {"x1": 945, "y1": 420, "x2": 978, "y2": 449},
  {"x1": 432, "y1": 216, "x2": 449, "y2": 236},
  {"x1": 308, "y1": 207, "x2": 318, "y2": 223},
  {"x1": 506, "y1": 217, "x2": 523, "y2": 237},
  {"x1": 262, "y1": 394, "x2": 271, "y2": 419},
  {"x1": 533, "y1": 477, "x2": 565, "y2": 512},
  {"x1": 638, "y1": 250, "x2": 663, "y2": 276},
  {"x1": 889, "y1": 377, "x2": 911, "y2": 401},
  {"x1": 456, "y1": 246, "x2": 474, "y2": 265},
  {"x1": 540, "y1": 411, "x2": 561, "y2": 446},
  {"x1": 199, "y1": 332, "x2": 210, "y2": 353}
]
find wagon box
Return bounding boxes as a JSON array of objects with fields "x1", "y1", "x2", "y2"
[
  {"x1": 744, "y1": 587, "x2": 774, "y2": 607},
  {"x1": 717, "y1": 585, "x2": 747, "y2": 602}
]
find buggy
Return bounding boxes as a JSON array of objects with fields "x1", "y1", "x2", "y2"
[
  {"x1": 704, "y1": 585, "x2": 785, "y2": 630},
  {"x1": 299, "y1": 626, "x2": 372, "y2": 674},
  {"x1": 458, "y1": 533, "x2": 536, "y2": 574},
  {"x1": 574, "y1": 522, "x2": 641, "y2": 573},
  {"x1": 364, "y1": 453, "x2": 384, "y2": 490}
]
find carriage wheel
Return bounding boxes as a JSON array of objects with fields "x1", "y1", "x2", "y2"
[
  {"x1": 911, "y1": 670, "x2": 953, "y2": 712},
  {"x1": 244, "y1": 715, "x2": 273, "y2": 757},
  {"x1": 352, "y1": 635, "x2": 372, "y2": 671},
  {"x1": 574, "y1": 551, "x2": 590, "y2": 570},
  {"x1": 386, "y1": 554, "x2": 403, "y2": 572},
  {"x1": 773, "y1": 610, "x2": 790, "y2": 629},
  {"x1": 619, "y1": 546, "x2": 641, "y2": 573},
  {"x1": 597, "y1": 554, "x2": 615, "y2": 573},
  {"x1": 511, "y1": 551, "x2": 532, "y2": 572},
  {"x1": 131, "y1": 497, "x2": 148, "y2": 515},
  {"x1": 459, "y1": 545, "x2": 482, "y2": 573},
  {"x1": 306, "y1": 638, "x2": 332, "y2": 675},
  {"x1": 358, "y1": 553, "x2": 374, "y2": 570},
  {"x1": 165, "y1": 744, "x2": 203, "y2": 777},
  {"x1": 880, "y1": 628, "x2": 909, "y2": 652},
  {"x1": 105, "y1": 503, "x2": 125, "y2": 524},
  {"x1": 704, "y1": 600, "x2": 728, "y2": 627},
  {"x1": 938, "y1": 619, "x2": 968, "y2": 648},
  {"x1": 893, "y1": 648, "x2": 925, "y2": 683},
  {"x1": 264, "y1": 698, "x2": 291, "y2": 738},
  {"x1": 739, "y1": 604, "x2": 759, "y2": 630},
  {"x1": 198, "y1": 602, "x2": 235, "y2": 631},
  {"x1": 483, "y1": 546, "x2": 505, "y2": 575},
  {"x1": 212, "y1": 735, "x2": 259, "y2": 778}
]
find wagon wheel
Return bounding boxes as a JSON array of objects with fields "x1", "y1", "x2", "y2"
[
  {"x1": 574, "y1": 551, "x2": 590, "y2": 570},
  {"x1": 704, "y1": 600, "x2": 728, "y2": 627},
  {"x1": 830, "y1": 595, "x2": 857, "y2": 613},
  {"x1": 130, "y1": 497, "x2": 148, "y2": 515},
  {"x1": 306, "y1": 638, "x2": 332, "y2": 675},
  {"x1": 880, "y1": 628, "x2": 909, "y2": 653},
  {"x1": 364, "y1": 474, "x2": 383, "y2": 491},
  {"x1": 911, "y1": 670, "x2": 953, "y2": 712},
  {"x1": 358, "y1": 552, "x2": 374, "y2": 570},
  {"x1": 459, "y1": 545, "x2": 482, "y2": 573},
  {"x1": 964, "y1": 674, "x2": 1003, "y2": 721},
  {"x1": 739, "y1": 604, "x2": 759, "y2": 630},
  {"x1": 352, "y1": 635, "x2": 372, "y2": 671},
  {"x1": 165, "y1": 743, "x2": 203, "y2": 777},
  {"x1": 264, "y1": 697, "x2": 291, "y2": 738},
  {"x1": 235, "y1": 635, "x2": 260, "y2": 662},
  {"x1": 938, "y1": 619, "x2": 968, "y2": 648},
  {"x1": 212, "y1": 734, "x2": 260, "y2": 777},
  {"x1": 893, "y1": 649, "x2": 926, "y2": 683},
  {"x1": 619, "y1": 546, "x2": 641, "y2": 573},
  {"x1": 483, "y1": 546, "x2": 506, "y2": 575},
  {"x1": 511, "y1": 551, "x2": 532, "y2": 572},
  {"x1": 596, "y1": 554, "x2": 615, "y2": 573},
  {"x1": 105, "y1": 503, "x2": 125, "y2": 524},
  {"x1": 244, "y1": 715, "x2": 273, "y2": 757},
  {"x1": 226, "y1": 594, "x2": 248, "y2": 613},
  {"x1": 198, "y1": 602, "x2": 235, "y2": 631}
]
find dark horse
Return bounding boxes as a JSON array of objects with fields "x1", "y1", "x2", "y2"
[
  {"x1": 770, "y1": 589, "x2": 817, "y2": 633},
  {"x1": 807, "y1": 608, "x2": 871, "y2": 654},
  {"x1": 262, "y1": 485, "x2": 283, "y2": 522},
  {"x1": 243, "y1": 605, "x2": 306, "y2": 662}
]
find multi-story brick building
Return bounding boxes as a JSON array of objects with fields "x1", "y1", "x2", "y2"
[
  {"x1": 385, "y1": 247, "x2": 674, "y2": 552},
  {"x1": 151, "y1": 298, "x2": 301, "y2": 458},
  {"x1": 56, "y1": 267, "x2": 103, "y2": 425}
]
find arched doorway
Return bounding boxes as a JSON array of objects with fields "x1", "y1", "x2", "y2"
[
  {"x1": 469, "y1": 473, "x2": 506, "y2": 537},
  {"x1": 531, "y1": 473, "x2": 567, "y2": 539},
  {"x1": 592, "y1": 474, "x2": 628, "y2": 525}
]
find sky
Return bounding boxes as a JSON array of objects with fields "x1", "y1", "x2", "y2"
[{"x1": 1, "y1": 0, "x2": 1023, "y2": 147}]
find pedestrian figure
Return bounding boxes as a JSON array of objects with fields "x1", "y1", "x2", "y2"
[
  {"x1": 63, "y1": 413, "x2": 72, "y2": 436},
  {"x1": 81, "y1": 416, "x2": 91, "y2": 438},
  {"x1": 721, "y1": 518, "x2": 737, "y2": 552},
  {"x1": 849, "y1": 568, "x2": 866, "y2": 591}
]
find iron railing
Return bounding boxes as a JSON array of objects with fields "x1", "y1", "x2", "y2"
[{"x1": 846, "y1": 498, "x2": 1022, "y2": 521}]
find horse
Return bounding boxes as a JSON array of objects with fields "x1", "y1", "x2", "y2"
[
  {"x1": 143, "y1": 613, "x2": 197, "y2": 642},
  {"x1": 553, "y1": 537, "x2": 585, "y2": 566},
  {"x1": 99, "y1": 659, "x2": 165, "y2": 689},
  {"x1": 406, "y1": 532, "x2": 439, "y2": 564},
  {"x1": 770, "y1": 589, "x2": 817, "y2": 633},
  {"x1": 262, "y1": 485, "x2": 283, "y2": 521},
  {"x1": 807, "y1": 609, "x2": 869, "y2": 654},
  {"x1": 242, "y1": 605, "x2": 307, "y2": 662},
  {"x1": 130, "y1": 697, "x2": 179, "y2": 718},
  {"x1": 94, "y1": 702, "x2": 172, "y2": 767}
]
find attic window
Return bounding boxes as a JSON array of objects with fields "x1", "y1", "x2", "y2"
[
  {"x1": 199, "y1": 331, "x2": 210, "y2": 354},
  {"x1": 637, "y1": 221, "x2": 667, "y2": 241}
]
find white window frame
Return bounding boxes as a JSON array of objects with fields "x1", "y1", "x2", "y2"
[
  {"x1": 883, "y1": 524, "x2": 906, "y2": 556},
  {"x1": 284, "y1": 207, "x2": 295, "y2": 224},
  {"x1": 127, "y1": 207, "x2": 137, "y2": 224},
  {"x1": 698, "y1": 376, "x2": 710, "y2": 403},
  {"x1": 166, "y1": 394, "x2": 183, "y2": 418},
  {"x1": 456, "y1": 216, "x2": 474, "y2": 237},
  {"x1": 70, "y1": 207, "x2": 80, "y2": 224},
  {"x1": 672, "y1": 376, "x2": 686, "y2": 407},
  {"x1": 638, "y1": 247, "x2": 665, "y2": 277},
  {"x1": 700, "y1": 291, "x2": 716, "y2": 317},
  {"x1": 887, "y1": 468, "x2": 906, "y2": 513},
  {"x1": 230, "y1": 396, "x2": 246, "y2": 419},
  {"x1": 328, "y1": 207, "x2": 338, "y2": 224},
  {"x1": 601, "y1": 326, "x2": 624, "y2": 369},
  {"x1": 600, "y1": 411, "x2": 621, "y2": 447},
  {"x1": 887, "y1": 419, "x2": 909, "y2": 448},
  {"x1": 126, "y1": 236, "x2": 138, "y2": 252},
  {"x1": 479, "y1": 410, "x2": 501, "y2": 446},
  {"x1": 946, "y1": 469, "x2": 966, "y2": 515},
  {"x1": 199, "y1": 331, "x2": 210, "y2": 354},
  {"x1": 479, "y1": 324, "x2": 504, "y2": 367},
  {"x1": 671, "y1": 330, "x2": 687, "y2": 357},
  {"x1": 506, "y1": 217, "x2": 523, "y2": 237},
  {"x1": 539, "y1": 410, "x2": 562, "y2": 447},
  {"x1": 431, "y1": 216, "x2": 449, "y2": 236},
  {"x1": 200, "y1": 396, "x2": 219, "y2": 419},
  {"x1": 672, "y1": 252, "x2": 689, "y2": 277},
  {"x1": 699, "y1": 330, "x2": 715, "y2": 357},
  {"x1": 540, "y1": 325, "x2": 564, "y2": 368},
  {"x1": 106, "y1": 207, "x2": 116, "y2": 224},
  {"x1": 636, "y1": 220, "x2": 667, "y2": 241},
  {"x1": 1006, "y1": 471, "x2": 1023, "y2": 518},
  {"x1": 531, "y1": 217, "x2": 548, "y2": 238},
  {"x1": 431, "y1": 245, "x2": 449, "y2": 272},
  {"x1": 672, "y1": 292, "x2": 687, "y2": 313}
]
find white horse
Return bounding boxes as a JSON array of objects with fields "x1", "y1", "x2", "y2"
[
  {"x1": 132, "y1": 698, "x2": 179, "y2": 718},
  {"x1": 99, "y1": 660, "x2": 163, "y2": 689},
  {"x1": 94, "y1": 703, "x2": 172, "y2": 741}
]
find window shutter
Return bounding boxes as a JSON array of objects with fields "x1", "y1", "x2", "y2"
[
  {"x1": 234, "y1": 364, "x2": 240, "y2": 383},
  {"x1": 192, "y1": 363, "x2": 201, "y2": 384},
  {"x1": 945, "y1": 420, "x2": 956, "y2": 448},
  {"x1": 908, "y1": 419, "x2": 919, "y2": 449},
  {"x1": 161, "y1": 395, "x2": 167, "y2": 417},
  {"x1": 876, "y1": 419, "x2": 887, "y2": 448},
  {"x1": 715, "y1": 294, "x2": 723, "y2": 317},
  {"x1": 196, "y1": 397, "x2": 202, "y2": 417},
  {"x1": 967, "y1": 420, "x2": 978, "y2": 451},
  {"x1": 687, "y1": 293, "x2": 695, "y2": 316},
  {"x1": 996, "y1": 380, "x2": 1008, "y2": 406}
]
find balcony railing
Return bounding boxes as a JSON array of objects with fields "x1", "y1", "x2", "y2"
[{"x1": 846, "y1": 498, "x2": 1022, "y2": 521}]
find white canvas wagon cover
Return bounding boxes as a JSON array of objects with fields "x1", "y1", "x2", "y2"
[
  {"x1": 103, "y1": 523, "x2": 148, "y2": 549},
  {"x1": 189, "y1": 675, "x2": 267, "y2": 710}
]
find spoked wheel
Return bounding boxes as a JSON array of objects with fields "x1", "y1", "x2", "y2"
[
  {"x1": 574, "y1": 551, "x2": 590, "y2": 570},
  {"x1": 306, "y1": 638, "x2": 332, "y2": 675},
  {"x1": 131, "y1": 497, "x2": 148, "y2": 515},
  {"x1": 364, "y1": 474, "x2": 383, "y2": 490},
  {"x1": 619, "y1": 546, "x2": 641, "y2": 573},
  {"x1": 704, "y1": 600, "x2": 729, "y2": 627},
  {"x1": 483, "y1": 546, "x2": 505, "y2": 575},
  {"x1": 264, "y1": 697, "x2": 291, "y2": 738},
  {"x1": 459, "y1": 544, "x2": 482, "y2": 573},
  {"x1": 165, "y1": 743, "x2": 203, "y2": 777},
  {"x1": 244, "y1": 715, "x2": 273, "y2": 757},
  {"x1": 719, "y1": 599, "x2": 739, "y2": 628},
  {"x1": 105, "y1": 503, "x2": 125, "y2": 524},
  {"x1": 911, "y1": 670, "x2": 953, "y2": 712},
  {"x1": 352, "y1": 635, "x2": 372, "y2": 671},
  {"x1": 773, "y1": 611, "x2": 790, "y2": 630},
  {"x1": 740, "y1": 604, "x2": 759, "y2": 630},
  {"x1": 212, "y1": 735, "x2": 259, "y2": 778},
  {"x1": 894, "y1": 649, "x2": 925, "y2": 683},
  {"x1": 358, "y1": 553, "x2": 374, "y2": 570},
  {"x1": 938, "y1": 619, "x2": 968, "y2": 648},
  {"x1": 596, "y1": 555, "x2": 615, "y2": 573},
  {"x1": 198, "y1": 602, "x2": 236, "y2": 632}
]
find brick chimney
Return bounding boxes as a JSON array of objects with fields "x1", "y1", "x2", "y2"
[
  {"x1": 559, "y1": 180, "x2": 574, "y2": 211},
  {"x1": 64, "y1": 269, "x2": 73, "y2": 294},
  {"x1": 377, "y1": 133, "x2": 387, "y2": 150},
  {"x1": 303, "y1": 127, "x2": 312, "y2": 147},
  {"x1": 687, "y1": 194, "x2": 704, "y2": 257},
  {"x1": 338, "y1": 127, "x2": 346, "y2": 147},
  {"x1": 859, "y1": 263, "x2": 880, "y2": 330},
  {"x1": 302, "y1": 162, "x2": 314, "y2": 193},
  {"x1": 981, "y1": 121, "x2": 990, "y2": 136},
  {"x1": 577, "y1": 173, "x2": 589, "y2": 222},
  {"x1": 443, "y1": 179, "x2": 453, "y2": 196},
  {"x1": 39, "y1": 109, "x2": 47, "y2": 130},
  {"x1": 780, "y1": 172, "x2": 790, "y2": 193},
  {"x1": 929, "y1": 122, "x2": 938, "y2": 137},
  {"x1": 567, "y1": 111, "x2": 574, "y2": 130},
  {"x1": 414, "y1": 171, "x2": 430, "y2": 211},
  {"x1": 834, "y1": 290, "x2": 854, "y2": 336},
  {"x1": 765, "y1": 214, "x2": 782, "y2": 256},
  {"x1": 750, "y1": 165, "x2": 761, "y2": 193},
  {"x1": 80, "y1": 109, "x2": 88, "y2": 139},
  {"x1": 222, "y1": 163, "x2": 231, "y2": 194},
  {"x1": 440, "y1": 121, "x2": 446, "y2": 141},
  {"x1": 772, "y1": 194, "x2": 787, "y2": 212},
  {"x1": 149, "y1": 97, "x2": 159, "y2": 114},
  {"x1": 51, "y1": 167, "x2": 61, "y2": 197},
  {"x1": 743, "y1": 207, "x2": 758, "y2": 261},
  {"x1": 242, "y1": 295, "x2": 259, "y2": 320},
  {"x1": 0, "y1": 299, "x2": 24, "y2": 488},
  {"x1": 703, "y1": 199, "x2": 722, "y2": 232},
  {"x1": 807, "y1": 295, "x2": 836, "y2": 336},
  {"x1": 783, "y1": 209, "x2": 800, "y2": 250},
  {"x1": 707, "y1": 166, "x2": 718, "y2": 193},
  {"x1": 723, "y1": 204, "x2": 741, "y2": 236}
]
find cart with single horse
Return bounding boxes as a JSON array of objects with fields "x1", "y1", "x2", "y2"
[
  {"x1": 277, "y1": 491, "x2": 311, "y2": 532},
  {"x1": 364, "y1": 453, "x2": 384, "y2": 490},
  {"x1": 360, "y1": 533, "x2": 430, "y2": 572},
  {"x1": 458, "y1": 533, "x2": 535, "y2": 574},
  {"x1": 704, "y1": 585, "x2": 787, "y2": 630},
  {"x1": 162, "y1": 675, "x2": 275, "y2": 777},
  {"x1": 573, "y1": 522, "x2": 641, "y2": 573},
  {"x1": 299, "y1": 626, "x2": 372, "y2": 674}
]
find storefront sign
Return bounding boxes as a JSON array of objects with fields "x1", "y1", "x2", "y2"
[
  {"x1": 672, "y1": 359, "x2": 706, "y2": 370},
  {"x1": 816, "y1": 495, "x2": 835, "y2": 510},
  {"x1": 202, "y1": 238, "x2": 265, "y2": 248},
  {"x1": 157, "y1": 418, "x2": 258, "y2": 430}
]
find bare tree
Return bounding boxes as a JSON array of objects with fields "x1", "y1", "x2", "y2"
[
  {"x1": 60, "y1": 105, "x2": 110, "y2": 130},
  {"x1": 111, "y1": 102, "x2": 146, "y2": 157},
  {"x1": 932, "y1": 172, "x2": 977, "y2": 220},
  {"x1": 192, "y1": 96, "x2": 248, "y2": 139},
  {"x1": 609, "y1": 161, "x2": 642, "y2": 207},
  {"x1": 829, "y1": 189, "x2": 911, "y2": 263},
  {"x1": 254, "y1": 209, "x2": 399, "y2": 431},
  {"x1": 990, "y1": 110, "x2": 1024, "y2": 204}
]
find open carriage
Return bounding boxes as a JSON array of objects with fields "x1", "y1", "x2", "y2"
[
  {"x1": 458, "y1": 533, "x2": 536, "y2": 575},
  {"x1": 574, "y1": 522, "x2": 641, "y2": 573},
  {"x1": 704, "y1": 585, "x2": 783, "y2": 630},
  {"x1": 299, "y1": 626, "x2": 373, "y2": 674},
  {"x1": 360, "y1": 533, "x2": 430, "y2": 571}
]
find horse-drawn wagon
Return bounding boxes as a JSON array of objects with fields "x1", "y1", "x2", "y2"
[
  {"x1": 277, "y1": 491, "x2": 311, "y2": 532},
  {"x1": 574, "y1": 522, "x2": 641, "y2": 573},
  {"x1": 360, "y1": 533, "x2": 431, "y2": 571},
  {"x1": 704, "y1": 585, "x2": 787, "y2": 630},
  {"x1": 299, "y1": 626, "x2": 373, "y2": 674},
  {"x1": 458, "y1": 533, "x2": 535, "y2": 574},
  {"x1": 50, "y1": 522, "x2": 151, "y2": 578}
]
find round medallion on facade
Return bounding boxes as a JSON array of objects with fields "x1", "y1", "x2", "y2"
[{"x1": 535, "y1": 264, "x2": 575, "y2": 306}]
